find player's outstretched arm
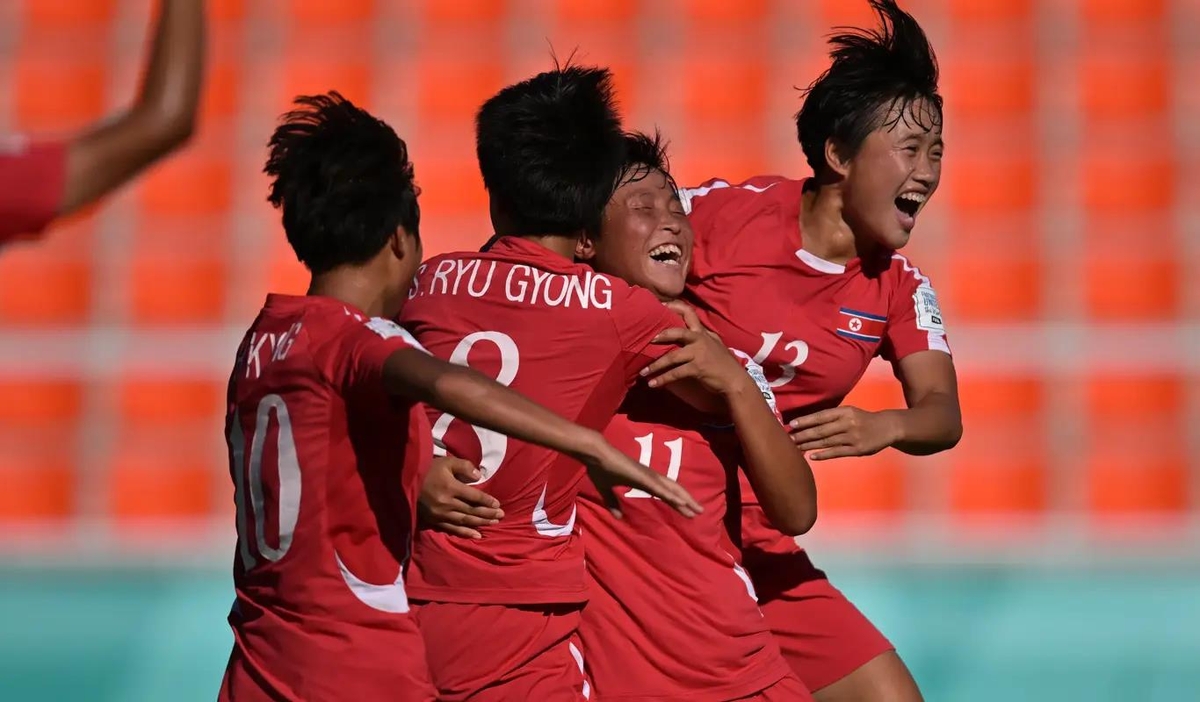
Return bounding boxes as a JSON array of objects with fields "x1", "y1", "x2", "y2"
[
  {"x1": 642, "y1": 301, "x2": 817, "y2": 535},
  {"x1": 382, "y1": 348, "x2": 703, "y2": 519},
  {"x1": 60, "y1": 0, "x2": 205, "y2": 216}
]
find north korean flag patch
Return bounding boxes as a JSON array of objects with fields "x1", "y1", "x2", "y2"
[{"x1": 836, "y1": 307, "x2": 886, "y2": 342}]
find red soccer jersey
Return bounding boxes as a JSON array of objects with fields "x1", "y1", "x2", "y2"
[
  {"x1": 221, "y1": 294, "x2": 435, "y2": 702},
  {"x1": 0, "y1": 137, "x2": 67, "y2": 245},
  {"x1": 399, "y1": 236, "x2": 681, "y2": 605},
  {"x1": 680, "y1": 176, "x2": 952, "y2": 556},
  {"x1": 579, "y1": 381, "x2": 794, "y2": 701}
]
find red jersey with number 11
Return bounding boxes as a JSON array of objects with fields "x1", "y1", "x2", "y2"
[
  {"x1": 220, "y1": 294, "x2": 435, "y2": 702},
  {"x1": 400, "y1": 236, "x2": 681, "y2": 605}
]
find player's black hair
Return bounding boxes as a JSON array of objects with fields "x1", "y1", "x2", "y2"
[
  {"x1": 796, "y1": 0, "x2": 942, "y2": 173},
  {"x1": 265, "y1": 91, "x2": 420, "y2": 275},
  {"x1": 618, "y1": 129, "x2": 678, "y2": 193},
  {"x1": 475, "y1": 63, "x2": 626, "y2": 238}
]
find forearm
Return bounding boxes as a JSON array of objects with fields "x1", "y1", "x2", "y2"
[
  {"x1": 885, "y1": 392, "x2": 962, "y2": 455},
  {"x1": 385, "y1": 349, "x2": 605, "y2": 463},
  {"x1": 63, "y1": 0, "x2": 205, "y2": 213},
  {"x1": 728, "y1": 386, "x2": 817, "y2": 535}
]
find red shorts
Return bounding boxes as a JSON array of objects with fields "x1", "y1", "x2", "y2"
[
  {"x1": 745, "y1": 548, "x2": 894, "y2": 693},
  {"x1": 413, "y1": 601, "x2": 590, "y2": 701}
]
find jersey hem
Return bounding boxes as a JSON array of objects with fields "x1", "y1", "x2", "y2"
[{"x1": 597, "y1": 660, "x2": 791, "y2": 701}]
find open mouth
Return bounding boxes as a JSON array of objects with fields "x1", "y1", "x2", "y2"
[
  {"x1": 648, "y1": 243, "x2": 683, "y2": 266},
  {"x1": 894, "y1": 192, "x2": 926, "y2": 219},
  {"x1": 897, "y1": 190, "x2": 921, "y2": 217}
]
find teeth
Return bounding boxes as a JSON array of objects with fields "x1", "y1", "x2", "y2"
[
  {"x1": 898, "y1": 192, "x2": 927, "y2": 204},
  {"x1": 649, "y1": 244, "x2": 681, "y2": 260}
]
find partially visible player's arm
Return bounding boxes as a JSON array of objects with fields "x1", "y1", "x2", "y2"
[
  {"x1": 643, "y1": 301, "x2": 816, "y2": 535},
  {"x1": 889, "y1": 350, "x2": 962, "y2": 455},
  {"x1": 60, "y1": 0, "x2": 205, "y2": 216},
  {"x1": 382, "y1": 347, "x2": 702, "y2": 519}
]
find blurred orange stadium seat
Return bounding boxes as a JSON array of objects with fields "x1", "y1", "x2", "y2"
[
  {"x1": 417, "y1": 55, "x2": 506, "y2": 122},
  {"x1": 138, "y1": 149, "x2": 233, "y2": 218},
  {"x1": 1080, "y1": 53, "x2": 1170, "y2": 121},
  {"x1": 943, "y1": 228, "x2": 1042, "y2": 321},
  {"x1": 950, "y1": 451, "x2": 1047, "y2": 515},
  {"x1": 950, "y1": 376, "x2": 1048, "y2": 515},
  {"x1": 20, "y1": 0, "x2": 116, "y2": 30},
  {"x1": 678, "y1": 57, "x2": 767, "y2": 121},
  {"x1": 947, "y1": 0, "x2": 1034, "y2": 24},
  {"x1": 108, "y1": 445, "x2": 219, "y2": 520},
  {"x1": 117, "y1": 376, "x2": 223, "y2": 428},
  {"x1": 280, "y1": 54, "x2": 373, "y2": 110},
  {"x1": 841, "y1": 374, "x2": 907, "y2": 411},
  {"x1": 210, "y1": 0, "x2": 247, "y2": 23},
  {"x1": 942, "y1": 57, "x2": 1035, "y2": 118},
  {"x1": 280, "y1": 0, "x2": 375, "y2": 26},
  {"x1": 1085, "y1": 373, "x2": 1187, "y2": 515},
  {"x1": 671, "y1": 123, "x2": 767, "y2": 185},
  {"x1": 816, "y1": 0, "x2": 878, "y2": 27},
  {"x1": 415, "y1": 150, "x2": 489, "y2": 217},
  {"x1": 1080, "y1": 0, "x2": 1167, "y2": 24},
  {"x1": 1082, "y1": 221, "x2": 1180, "y2": 321},
  {"x1": 944, "y1": 147, "x2": 1037, "y2": 214},
  {"x1": 421, "y1": 0, "x2": 509, "y2": 25},
  {"x1": 0, "y1": 215, "x2": 96, "y2": 324},
  {"x1": 552, "y1": 0, "x2": 637, "y2": 25},
  {"x1": 14, "y1": 45, "x2": 107, "y2": 132},
  {"x1": 1086, "y1": 452, "x2": 1188, "y2": 515},
  {"x1": 1081, "y1": 145, "x2": 1175, "y2": 215},
  {"x1": 0, "y1": 246, "x2": 93, "y2": 325},
  {"x1": 0, "y1": 456, "x2": 75, "y2": 521},
  {"x1": 811, "y1": 452, "x2": 907, "y2": 514},
  {"x1": 677, "y1": 0, "x2": 770, "y2": 25},
  {"x1": 129, "y1": 251, "x2": 229, "y2": 324},
  {"x1": 201, "y1": 60, "x2": 241, "y2": 123},
  {"x1": 1086, "y1": 373, "x2": 1183, "y2": 419},
  {"x1": 0, "y1": 379, "x2": 85, "y2": 428}
]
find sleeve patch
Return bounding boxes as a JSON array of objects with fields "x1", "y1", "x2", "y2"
[
  {"x1": 913, "y1": 285, "x2": 945, "y2": 333},
  {"x1": 366, "y1": 317, "x2": 429, "y2": 354}
]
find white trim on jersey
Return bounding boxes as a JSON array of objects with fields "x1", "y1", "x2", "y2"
[
  {"x1": 796, "y1": 248, "x2": 847, "y2": 275},
  {"x1": 892, "y1": 253, "x2": 951, "y2": 354},
  {"x1": 677, "y1": 178, "x2": 779, "y2": 215}
]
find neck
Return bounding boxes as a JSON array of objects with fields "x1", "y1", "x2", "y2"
[
  {"x1": 800, "y1": 179, "x2": 869, "y2": 265},
  {"x1": 522, "y1": 234, "x2": 578, "y2": 260},
  {"x1": 308, "y1": 268, "x2": 393, "y2": 319}
]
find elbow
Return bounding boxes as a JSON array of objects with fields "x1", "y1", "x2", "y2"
[
  {"x1": 133, "y1": 102, "x2": 199, "y2": 157},
  {"x1": 767, "y1": 499, "x2": 817, "y2": 537}
]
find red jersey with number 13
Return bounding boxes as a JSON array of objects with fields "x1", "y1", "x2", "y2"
[
  {"x1": 681, "y1": 176, "x2": 952, "y2": 558},
  {"x1": 221, "y1": 294, "x2": 436, "y2": 702},
  {"x1": 399, "y1": 236, "x2": 681, "y2": 605}
]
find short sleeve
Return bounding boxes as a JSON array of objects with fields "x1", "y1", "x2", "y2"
[
  {"x1": 609, "y1": 285, "x2": 684, "y2": 386},
  {"x1": 326, "y1": 316, "x2": 428, "y2": 393},
  {"x1": 679, "y1": 176, "x2": 791, "y2": 281},
  {"x1": 0, "y1": 138, "x2": 67, "y2": 245},
  {"x1": 880, "y1": 256, "x2": 951, "y2": 363}
]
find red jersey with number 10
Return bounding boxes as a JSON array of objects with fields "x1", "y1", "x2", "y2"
[
  {"x1": 680, "y1": 176, "x2": 952, "y2": 558},
  {"x1": 221, "y1": 294, "x2": 435, "y2": 702},
  {"x1": 399, "y1": 236, "x2": 681, "y2": 605}
]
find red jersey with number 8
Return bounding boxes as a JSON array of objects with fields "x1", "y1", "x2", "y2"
[
  {"x1": 220, "y1": 294, "x2": 436, "y2": 702},
  {"x1": 399, "y1": 236, "x2": 681, "y2": 605}
]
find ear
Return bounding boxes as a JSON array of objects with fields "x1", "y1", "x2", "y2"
[
  {"x1": 574, "y1": 231, "x2": 597, "y2": 262},
  {"x1": 390, "y1": 227, "x2": 417, "y2": 261},
  {"x1": 824, "y1": 138, "x2": 852, "y2": 178}
]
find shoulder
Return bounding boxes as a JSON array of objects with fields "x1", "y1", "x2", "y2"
[
  {"x1": 678, "y1": 176, "x2": 801, "y2": 217},
  {"x1": 885, "y1": 251, "x2": 940, "y2": 294}
]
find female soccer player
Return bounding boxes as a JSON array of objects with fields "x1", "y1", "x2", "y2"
[
  {"x1": 679, "y1": 1, "x2": 962, "y2": 700},
  {"x1": 574, "y1": 132, "x2": 819, "y2": 700},
  {"x1": 1, "y1": 0, "x2": 204, "y2": 246}
]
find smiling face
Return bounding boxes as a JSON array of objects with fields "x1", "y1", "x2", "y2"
[
  {"x1": 837, "y1": 97, "x2": 944, "y2": 251},
  {"x1": 577, "y1": 168, "x2": 693, "y2": 301}
]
